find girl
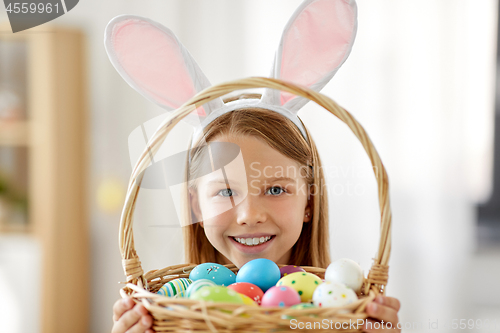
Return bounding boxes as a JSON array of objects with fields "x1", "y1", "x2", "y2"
[{"x1": 106, "y1": 1, "x2": 401, "y2": 331}]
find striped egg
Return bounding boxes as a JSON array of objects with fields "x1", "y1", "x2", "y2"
[
  {"x1": 157, "y1": 278, "x2": 192, "y2": 298},
  {"x1": 186, "y1": 279, "x2": 217, "y2": 298}
]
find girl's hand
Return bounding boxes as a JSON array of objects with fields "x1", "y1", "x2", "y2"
[
  {"x1": 112, "y1": 297, "x2": 154, "y2": 333},
  {"x1": 363, "y1": 295, "x2": 401, "y2": 332}
]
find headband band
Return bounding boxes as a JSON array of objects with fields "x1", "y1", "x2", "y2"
[{"x1": 192, "y1": 99, "x2": 309, "y2": 146}]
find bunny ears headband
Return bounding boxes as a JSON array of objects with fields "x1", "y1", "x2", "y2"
[{"x1": 104, "y1": 0, "x2": 357, "y2": 147}]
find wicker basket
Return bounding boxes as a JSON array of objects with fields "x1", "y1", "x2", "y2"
[{"x1": 118, "y1": 77, "x2": 392, "y2": 332}]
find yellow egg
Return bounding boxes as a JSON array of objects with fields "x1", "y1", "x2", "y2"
[
  {"x1": 276, "y1": 272, "x2": 322, "y2": 303},
  {"x1": 239, "y1": 293, "x2": 258, "y2": 306},
  {"x1": 235, "y1": 293, "x2": 258, "y2": 318}
]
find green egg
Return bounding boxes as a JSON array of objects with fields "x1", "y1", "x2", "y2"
[
  {"x1": 281, "y1": 302, "x2": 318, "y2": 320},
  {"x1": 190, "y1": 286, "x2": 244, "y2": 304},
  {"x1": 291, "y1": 303, "x2": 317, "y2": 310}
]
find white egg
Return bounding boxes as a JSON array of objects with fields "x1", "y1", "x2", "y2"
[
  {"x1": 312, "y1": 281, "x2": 358, "y2": 307},
  {"x1": 325, "y1": 258, "x2": 364, "y2": 293}
]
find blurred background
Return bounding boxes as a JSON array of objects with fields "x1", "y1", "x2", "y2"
[{"x1": 1, "y1": 0, "x2": 499, "y2": 332}]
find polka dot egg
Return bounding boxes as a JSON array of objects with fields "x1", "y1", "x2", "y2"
[
  {"x1": 261, "y1": 286, "x2": 301, "y2": 307},
  {"x1": 157, "y1": 278, "x2": 192, "y2": 298},
  {"x1": 276, "y1": 272, "x2": 322, "y2": 303},
  {"x1": 312, "y1": 281, "x2": 358, "y2": 307},
  {"x1": 189, "y1": 263, "x2": 236, "y2": 286},
  {"x1": 186, "y1": 279, "x2": 217, "y2": 298}
]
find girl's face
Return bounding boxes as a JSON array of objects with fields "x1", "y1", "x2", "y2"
[{"x1": 190, "y1": 134, "x2": 312, "y2": 268}]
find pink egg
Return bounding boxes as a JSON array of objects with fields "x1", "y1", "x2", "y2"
[
  {"x1": 261, "y1": 286, "x2": 301, "y2": 307},
  {"x1": 227, "y1": 282, "x2": 264, "y2": 305},
  {"x1": 279, "y1": 265, "x2": 306, "y2": 278}
]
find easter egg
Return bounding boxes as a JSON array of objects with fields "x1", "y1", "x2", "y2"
[
  {"x1": 236, "y1": 258, "x2": 280, "y2": 292},
  {"x1": 189, "y1": 263, "x2": 236, "y2": 286},
  {"x1": 281, "y1": 303, "x2": 318, "y2": 319},
  {"x1": 279, "y1": 265, "x2": 305, "y2": 278},
  {"x1": 312, "y1": 281, "x2": 358, "y2": 307},
  {"x1": 239, "y1": 293, "x2": 259, "y2": 306},
  {"x1": 190, "y1": 286, "x2": 244, "y2": 304},
  {"x1": 227, "y1": 282, "x2": 264, "y2": 305},
  {"x1": 277, "y1": 272, "x2": 322, "y2": 303},
  {"x1": 186, "y1": 279, "x2": 217, "y2": 298},
  {"x1": 157, "y1": 278, "x2": 192, "y2": 297},
  {"x1": 325, "y1": 258, "x2": 364, "y2": 293},
  {"x1": 291, "y1": 303, "x2": 317, "y2": 310},
  {"x1": 261, "y1": 286, "x2": 301, "y2": 308}
]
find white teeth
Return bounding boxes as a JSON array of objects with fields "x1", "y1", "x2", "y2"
[{"x1": 234, "y1": 236, "x2": 272, "y2": 246}]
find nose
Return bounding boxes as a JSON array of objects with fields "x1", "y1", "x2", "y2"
[{"x1": 235, "y1": 194, "x2": 266, "y2": 226}]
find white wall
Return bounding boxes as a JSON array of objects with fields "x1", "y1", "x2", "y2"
[
  {"x1": 0, "y1": 236, "x2": 41, "y2": 333},
  {"x1": 1, "y1": 1, "x2": 499, "y2": 332}
]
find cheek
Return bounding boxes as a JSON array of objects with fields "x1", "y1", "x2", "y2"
[
  {"x1": 270, "y1": 197, "x2": 308, "y2": 229},
  {"x1": 201, "y1": 209, "x2": 234, "y2": 229},
  {"x1": 275, "y1": 195, "x2": 307, "y2": 215},
  {"x1": 201, "y1": 218, "x2": 230, "y2": 249}
]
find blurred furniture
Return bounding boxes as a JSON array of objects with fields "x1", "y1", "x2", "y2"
[{"x1": 0, "y1": 22, "x2": 89, "y2": 333}]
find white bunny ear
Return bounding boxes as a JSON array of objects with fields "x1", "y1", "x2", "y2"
[
  {"x1": 104, "y1": 15, "x2": 223, "y2": 126},
  {"x1": 261, "y1": 0, "x2": 358, "y2": 113}
]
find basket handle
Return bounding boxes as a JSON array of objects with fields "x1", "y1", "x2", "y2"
[{"x1": 119, "y1": 77, "x2": 391, "y2": 295}]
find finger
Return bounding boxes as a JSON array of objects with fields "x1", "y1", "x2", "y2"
[
  {"x1": 113, "y1": 298, "x2": 135, "y2": 322},
  {"x1": 365, "y1": 302, "x2": 399, "y2": 326},
  {"x1": 113, "y1": 304, "x2": 146, "y2": 333},
  {"x1": 374, "y1": 296, "x2": 401, "y2": 312},
  {"x1": 126, "y1": 314, "x2": 153, "y2": 333}
]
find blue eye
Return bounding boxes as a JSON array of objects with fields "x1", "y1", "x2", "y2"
[
  {"x1": 266, "y1": 186, "x2": 286, "y2": 196},
  {"x1": 218, "y1": 188, "x2": 234, "y2": 197}
]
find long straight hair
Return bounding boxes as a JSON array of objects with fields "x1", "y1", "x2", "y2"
[{"x1": 181, "y1": 101, "x2": 331, "y2": 268}]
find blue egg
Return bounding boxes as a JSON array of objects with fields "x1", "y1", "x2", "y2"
[
  {"x1": 189, "y1": 263, "x2": 236, "y2": 286},
  {"x1": 236, "y1": 258, "x2": 280, "y2": 292},
  {"x1": 186, "y1": 279, "x2": 217, "y2": 298}
]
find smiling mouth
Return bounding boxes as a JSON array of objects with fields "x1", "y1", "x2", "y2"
[{"x1": 231, "y1": 236, "x2": 275, "y2": 246}]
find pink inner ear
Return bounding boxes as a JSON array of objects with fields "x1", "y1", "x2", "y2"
[
  {"x1": 113, "y1": 19, "x2": 198, "y2": 110},
  {"x1": 195, "y1": 107, "x2": 206, "y2": 116},
  {"x1": 279, "y1": 0, "x2": 355, "y2": 105}
]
